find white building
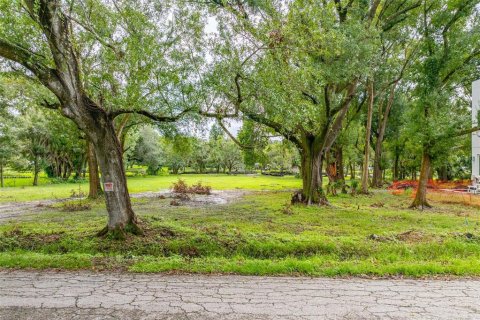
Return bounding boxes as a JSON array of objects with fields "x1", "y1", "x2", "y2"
[{"x1": 472, "y1": 79, "x2": 480, "y2": 180}]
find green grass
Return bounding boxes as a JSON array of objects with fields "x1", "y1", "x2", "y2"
[
  {"x1": 0, "y1": 174, "x2": 301, "y2": 202},
  {"x1": 1, "y1": 183, "x2": 480, "y2": 277}
]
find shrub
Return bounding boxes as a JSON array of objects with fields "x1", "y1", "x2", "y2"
[
  {"x1": 171, "y1": 179, "x2": 212, "y2": 195},
  {"x1": 350, "y1": 180, "x2": 359, "y2": 195},
  {"x1": 61, "y1": 201, "x2": 91, "y2": 212},
  {"x1": 172, "y1": 179, "x2": 189, "y2": 194},
  {"x1": 188, "y1": 182, "x2": 211, "y2": 195}
]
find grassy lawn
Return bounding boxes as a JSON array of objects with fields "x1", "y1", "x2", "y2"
[
  {"x1": 1, "y1": 180, "x2": 480, "y2": 277},
  {"x1": 0, "y1": 174, "x2": 301, "y2": 202}
]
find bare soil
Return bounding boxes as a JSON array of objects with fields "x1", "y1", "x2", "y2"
[{"x1": 0, "y1": 190, "x2": 249, "y2": 223}]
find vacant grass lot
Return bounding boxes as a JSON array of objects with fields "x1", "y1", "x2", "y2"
[
  {"x1": 1, "y1": 177, "x2": 480, "y2": 278},
  {"x1": 0, "y1": 174, "x2": 300, "y2": 202}
]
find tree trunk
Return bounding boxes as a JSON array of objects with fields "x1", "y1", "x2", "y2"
[
  {"x1": 293, "y1": 136, "x2": 327, "y2": 205},
  {"x1": 86, "y1": 115, "x2": 139, "y2": 237},
  {"x1": 33, "y1": 156, "x2": 39, "y2": 186},
  {"x1": 87, "y1": 142, "x2": 103, "y2": 199},
  {"x1": 335, "y1": 146, "x2": 347, "y2": 193},
  {"x1": 372, "y1": 85, "x2": 396, "y2": 188},
  {"x1": 325, "y1": 145, "x2": 346, "y2": 195},
  {"x1": 0, "y1": 2, "x2": 140, "y2": 238},
  {"x1": 372, "y1": 142, "x2": 383, "y2": 187},
  {"x1": 82, "y1": 157, "x2": 87, "y2": 178},
  {"x1": 115, "y1": 114, "x2": 131, "y2": 154},
  {"x1": 361, "y1": 81, "x2": 374, "y2": 194},
  {"x1": 55, "y1": 160, "x2": 60, "y2": 178},
  {"x1": 410, "y1": 149, "x2": 432, "y2": 209},
  {"x1": 437, "y1": 165, "x2": 449, "y2": 181},
  {"x1": 393, "y1": 151, "x2": 399, "y2": 181},
  {"x1": 325, "y1": 150, "x2": 337, "y2": 196},
  {"x1": 0, "y1": 159, "x2": 3, "y2": 188}
]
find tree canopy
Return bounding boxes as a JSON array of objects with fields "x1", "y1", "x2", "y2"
[{"x1": 0, "y1": 0, "x2": 479, "y2": 235}]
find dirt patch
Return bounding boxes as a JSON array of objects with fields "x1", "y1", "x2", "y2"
[
  {"x1": 0, "y1": 190, "x2": 249, "y2": 224},
  {"x1": 131, "y1": 190, "x2": 249, "y2": 207},
  {"x1": 0, "y1": 199, "x2": 68, "y2": 223},
  {"x1": 396, "y1": 230, "x2": 427, "y2": 242}
]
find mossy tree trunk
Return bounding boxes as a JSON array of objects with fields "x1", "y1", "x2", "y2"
[
  {"x1": 361, "y1": 80, "x2": 374, "y2": 194},
  {"x1": 295, "y1": 135, "x2": 328, "y2": 205},
  {"x1": 87, "y1": 142, "x2": 103, "y2": 199},
  {"x1": 84, "y1": 108, "x2": 140, "y2": 237}
]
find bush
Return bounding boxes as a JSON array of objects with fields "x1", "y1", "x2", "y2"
[
  {"x1": 188, "y1": 182, "x2": 211, "y2": 195},
  {"x1": 350, "y1": 179, "x2": 359, "y2": 195},
  {"x1": 172, "y1": 179, "x2": 189, "y2": 194},
  {"x1": 171, "y1": 179, "x2": 212, "y2": 195},
  {"x1": 61, "y1": 202, "x2": 91, "y2": 212}
]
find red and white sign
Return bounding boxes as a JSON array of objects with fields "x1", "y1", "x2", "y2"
[{"x1": 104, "y1": 182, "x2": 114, "y2": 192}]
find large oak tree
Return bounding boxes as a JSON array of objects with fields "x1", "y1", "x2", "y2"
[
  {"x1": 0, "y1": 0, "x2": 203, "y2": 236},
  {"x1": 207, "y1": 0, "x2": 421, "y2": 204}
]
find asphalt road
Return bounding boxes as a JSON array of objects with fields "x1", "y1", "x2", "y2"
[{"x1": 1, "y1": 271, "x2": 479, "y2": 319}]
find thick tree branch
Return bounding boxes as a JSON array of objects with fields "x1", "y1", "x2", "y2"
[
  {"x1": 451, "y1": 126, "x2": 480, "y2": 138},
  {"x1": 242, "y1": 111, "x2": 302, "y2": 149},
  {"x1": 442, "y1": 0, "x2": 476, "y2": 60},
  {"x1": 64, "y1": 12, "x2": 123, "y2": 58},
  {"x1": 109, "y1": 108, "x2": 192, "y2": 122},
  {"x1": 323, "y1": 80, "x2": 358, "y2": 151},
  {"x1": 217, "y1": 120, "x2": 254, "y2": 150},
  {"x1": 442, "y1": 49, "x2": 480, "y2": 85},
  {"x1": 382, "y1": 1, "x2": 422, "y2": 31},
  {"x1": 199, "y1": 109, "x2": 239, "y2": 118},
  {"x1": 330, "y1": 80, "x2": 358, "y2": 115},
  {"x1": 302, "y1": 91, "x2": 319, "y2": 105},
  {"x1": 0, "y1": 38, "x2": 51, "y2": 78},
  {"x1": 40, "y1": 99, "x2": 61, "y2": 110},
  {"x1": 366, "y1": 0, "x2": 382, "y2": 23}
]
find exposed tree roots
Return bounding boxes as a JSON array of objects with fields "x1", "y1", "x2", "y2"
[
  {"x1": 409, "y1": 201, "x2": 432, "y2": 210},
  {"x1": 97, "y1": 221, "x2": 143, "y2": 240},
  {"x1": 291, "y1": 190, "x2": 331, "y2": 206}
]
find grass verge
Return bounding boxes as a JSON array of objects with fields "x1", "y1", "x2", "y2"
[{"x1": 1, "y1": 188, "x2": 480, "y2": 277}]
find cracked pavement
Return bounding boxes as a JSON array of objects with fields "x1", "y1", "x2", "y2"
[{"x1": 0, "y1": 271, "x2": 479, "y2": 319}]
